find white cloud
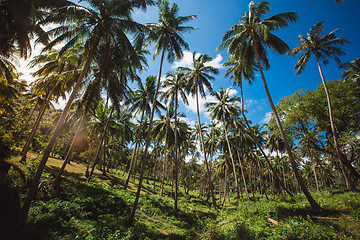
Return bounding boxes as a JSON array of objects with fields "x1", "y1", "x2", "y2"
[
  {"x1": 228, "y1": 88, "x2": 238, "y2": 97},
  {"x1": 171, "y1": 51, "x2": 224, "y2": 70},
  {"x1": 204, "y1": 54, "x2": 224, "y2": 69},
  {"x1": 185, "y1": 90, "x2": 217, "y2": 115},
  {"x1": 260, "y1": 111, "x2": 272, "y2": 125}
]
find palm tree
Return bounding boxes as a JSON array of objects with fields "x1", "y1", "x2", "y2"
[
  {"x1": 340, "y1": 58, "x2": 360, "y2": 84},
  {"x1": 128, "y1": 0, "x2": 196, "y2": 221},
  {"x1": 180, "y1": 52, "x2": 218, "y2": 208},
  {"x1": 291, "y1": 22, "x2": 359, "y2": 189},
  {"x1": 218, "y1": 1, "x2": 320, "y2": 212},
  {"x1": 124, "y1": 75, "x2": 164, "y2": 190},
  {"x1": 206, "y1": 88, "x2": 245, "y2": 200},
  {"x1": 19, "y1": 0, "x2": 153, "y2": 225},
  {"x1": 161, "y1": 70, "x2": 188, "y2": 216}
]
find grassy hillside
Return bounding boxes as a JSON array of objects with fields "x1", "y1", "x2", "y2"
[{"x1": 4, "y1": 155, "x2": 360, "y2": 240}]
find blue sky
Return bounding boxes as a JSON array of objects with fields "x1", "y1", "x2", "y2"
[{"x1": 132, "y1": 0, "x2": 360, "y2": 127}]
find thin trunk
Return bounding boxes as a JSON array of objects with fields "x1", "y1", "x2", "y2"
[
  {"x1": 128, "y1": 48, "x2": 165, "y2": 222},
  {"x1": 235, "y1": 147, "x2": 250, "y2": 201},
  {"x1": 19, "y1": 37, "x2": 100, "y2": 226},
  {"x1": 153, "y1": 146, "x2": 159, "y2": 190},
  {"x1": 87, "y1": 108, "x2": 113, "y2": 182},
  {"x1": 20, "y1": 92, "x2": 52, "y2": 163},
  {"x1": 315, "y1": 54, "x2": 359, "y2": 189},
  {"x1": 124, "y1": 109, "x2": 145, "y2": 190},
  {"x1": 239, "y1": 80, "x2": 293, "y2": 197},
  {"x1": 223, "y1": 122, "x2": 241, "y2": 200},
  {"x1": 173, "y1": 93, "x2": 179, "y2": 216},
  {"x1": 196, "y1": 89, "x2": 217, "y2": 209},
  {"x1": 53, "y1": 112, "x2": 87, "y2": 185},
  {"x1": 15, "y1": 102, "x2": 39, "y2": 146},
  {"x1": 255, "y1": 46, "x2": 321, "y2": 213},
  {"x1": 222, "y1": 165, "x2": 228, "y2": 206}
]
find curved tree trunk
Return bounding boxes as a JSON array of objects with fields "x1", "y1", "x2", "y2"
[
  {"x1": 18, "y1": 38, "x2": 100, "y2": 226},
  {"x1": 255, "y1": 46, "x2": 321, "y2": 213},
  {"x1": 315, "y1": 54, "x2": 359, "y2": 190},
  {"x1": 195, "y1": 89, "x2": 217, "y2": 209}
]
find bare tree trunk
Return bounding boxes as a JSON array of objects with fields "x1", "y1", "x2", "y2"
[
  {"x1": 255, "y1": 46, "x2": 321, "y2": 213},
  {"x1": 195, "y1": 89, "x2": 217, "y2": 209},
  {"x1": 235, "y1": 148, "x2": 250, "y2": 201},
  {"x1": 239, "y1": 80, "x2": 293, "y2": 196}
]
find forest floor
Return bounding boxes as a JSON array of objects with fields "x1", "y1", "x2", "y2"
[{"x1": 3, "y1": 154, "x2": 360, "y2": 240}]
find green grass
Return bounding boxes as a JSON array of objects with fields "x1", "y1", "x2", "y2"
[{"x1": 4, "y1": 153, "x2": 360, "y2": 239}]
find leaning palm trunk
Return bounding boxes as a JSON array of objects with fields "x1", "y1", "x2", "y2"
[
  {"x1": 239, "y1": 81, "x2": 293, "y2": 197},
  {"x1": 18, "y1": 38, "x2": 100, "y2": 226},
  {"x1": 255, "y1": 47, "x2": 321, "y2": 213},
  {"x1": 124, "y1": 109, "x2": 145, "y2": 190},
  {"x1": 53, "y1": 109, "x2": 88, "y2": 185},
  {"x1": 196, "y1": 89, "x2": 217, "y2": 209},
  {"x1": 315, "y1": 54, "x2": 360, "y2": 189},
  {"x1": 87, "y1": 108, "x2": 114, "y2": 182},
  {"x1": 128, "y1": 48, "x2": 165, "y2": 222},
  {"x1": 20, "y1": 90, "x2": 53, "y2": 163},
  {"x1": 15, "y1": 102, "x2": 39, "y2": 146}
]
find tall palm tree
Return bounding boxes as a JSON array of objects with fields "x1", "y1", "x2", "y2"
[
  {"x1": 340, "y1": 58, "x2": 360, "y2": 84},
  {"x1": 128, "y1": 0, "x2": 196, "y2": 221},
  {"x1": 291, "y1": 22, "x2": 359, "y2": 189},
  {"x1": 124, "y1": 75, "x2": 164, "y2": 190},
  {"x1": 206, "y1": 88, "x2": 244, "y2": 200},
  {"x1": 180, "y1": 52, "x2": 218, "y2": 208},
  {"x1": 218, "y1": 1, "x2": 320, "y2": 212},
  {"x1": 19, "y1": 0, "x2": 153, "y2": 225},
  {"x1": 161, "y1": 70, "x2": 188, "y2": 216}
]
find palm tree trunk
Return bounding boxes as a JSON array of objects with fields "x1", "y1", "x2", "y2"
[
  {"x1": 87, "y1": 108, "x2": 113, "y2": 182},
  {"x1": 173, "y1": 93, "x2": 179, "y2": 216},
  {"x1": 315, "y1": 54, "x2": 359, "y2": 189},
  {"x1": 18, "y1": 38, "x2": 100, "y2": 227},
  {"x1": 124, "y1": 109, "x2": 145, "y2": 190},
  {"x1": 235, "y1": 147, "x2": 250, "y2": 201},
  {"x1": 20, "y1": 92, "x2": 51, "y2": 163},
  {"x1": 128, "y1": 47, "x2": 165, "y2": 222},
  {"x1": 222, "y1": 121, "x2": 241, "y2": 200},
  {"x1": 15, "y1": 102, "x2": 39, "y2": 146},
  {"x1": 195, "y1": 89, "x2": 217, "y2": 209},
  {"x1": 239, "y1": 79, "x2": 293, "y2": 197},
  {"x1": 53, "y1": 109, "x2": 88, "y2": 185},
  {"x1": 255, "y1": 46, "x2": 321, "y2": 213}
]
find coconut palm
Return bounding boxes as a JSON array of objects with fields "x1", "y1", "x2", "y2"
[
  {"x1": 218, "y1": 1, "x2": 319, "y2": 211},
  {"x1": 161, "y1": 70, "x2": 188, "y2": 215},
  {"x1": 124, "y1": 75, "x2": 165, "y2": 190},
  {"x1": 206, "y1": 88, "x2": 244, "y2": 200},
  {"x1": 340, "y1": 58, "x2": 360, "y2": 84},
  {"x1": 291, "y1": 22, "x2": 359, "y2": 189},
  {"x1": 179, "y1": 52, "x2": 218, "y2": 208},
  {"x1": 19, "y1": 0, "x2": 153, "y2": 225},
  {"x1": 129, "y1": 0, "x2": 196, "y2": 221}
]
